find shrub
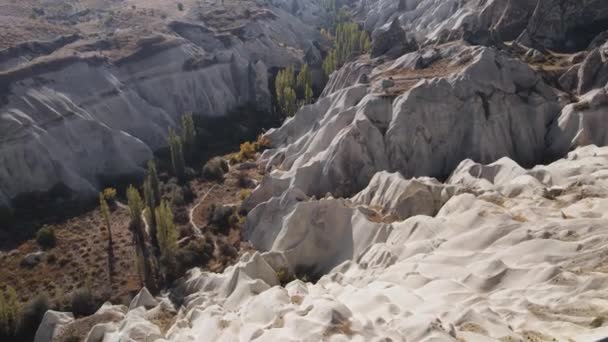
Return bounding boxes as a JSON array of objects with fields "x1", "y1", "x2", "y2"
[
  {"x1": 175, "y1": 238, "x2": 214, "y2": 274},
  {"x1": 276, "y1": 268, "x2": 295, "y2": 286},
  {"x1": 71, "y1": 288, "x2": 97, "y2": 318},
  {"x1": 203, "y1": 158, "x2": 228, "y2": 182},
  {"x1": 46, "y1": 253, "x2": 57, "y2": 264},
  {"x1": 36, "y1": 226, "x2": 56, "y2": 249},
  {"x1": 236, "y1": 172, "x2": 252, "y2": 188},
  {"x1": 239, "y1": 189, "x2": 252, "y2": 201},
  {"x1": 19, "y1": 295, "x2": 50, "y2": 337},
  {"x1": 102, "y1": 188, "x2": 117, "y2": 201},
  {"x1": 239, "y1": 141, "x2": 256, "y2": 161},
  {"x1": 208, "y1": 205, "x2": 234, "y2": 235},
  {"x1": 177, "y1": 3, "x2": 184, "y2": 11}
]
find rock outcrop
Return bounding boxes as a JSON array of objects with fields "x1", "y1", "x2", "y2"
[
  {"x1": 360, "y1": 0, "x2": 608, "y2": 51},
  {"x1": 60, "y1": 145, "x2": 608, "y2": 341},
  {"x1": 255, "y1": 43, "x2": 559, "y2": 203}
]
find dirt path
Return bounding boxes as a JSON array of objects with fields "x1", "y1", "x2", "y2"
[{"x1": 189, "y1": 184, "x2": 218, "y2": 236}]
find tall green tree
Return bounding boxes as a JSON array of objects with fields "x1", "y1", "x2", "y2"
[
  {"x1": 168, "y1": 129, "x2": 186, "y2": 183},
  {"x1": 322, "y1": 21, "x2": 371, "y2": 76},
  {"x1": 181, "y1": 112, "x2": 197, "y2": 162},
  {"x1": 127, "y1": 185, "x2": 158, "y2": 291},
  {"x1": 126, "y1": 185, "x2": 144, "y2": 229},
  {"x1": 304, "y1": 84, "x2": 314, "y2": 105},
  {"x1": 99, "y1": 193, "x2": 112, "y2": 248},
  {"x1": 0, "y1": 287, "x2": 19, "y2": 338},
  {"x1": 296, "y1": 64, "x2": 312, "y2": 96},
  {"x1": 99, "y1": 193, "x2": 114, "y2": 282},
  {"x1": 155, "y1": 200, "x2": 178, "y2": 280},
  {"x1": 145, "y1": 160, "x2": 161, "y2": 205},
  {"x1": 144, "y1": 160, "x2": 161, "y2": 246}
]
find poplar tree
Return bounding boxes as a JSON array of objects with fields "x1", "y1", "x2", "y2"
[
  {"x1": 155, "y1": 200, "x2": 178, "y2": 279},
  {"x1": 99, "y1": 193, "x2": 112, "y2": 250},
  {"x1": 126, "y1": 185, "x2": 144, "y2": 229},
  {"x1": 0, "y1": 287, "x2": 19, "y2": 338},
  {"x1": 168, "y1": 129, "x2": 186, "y2": 183},
  {"x1": 99, "y1": 192, "x2": 114, "y2": 282},
  {"x1": 181, "y1": 112, "x2": 197, "y2": 162}
]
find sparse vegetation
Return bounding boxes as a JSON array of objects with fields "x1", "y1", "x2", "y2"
[{"x1": 36, "y1": 226, "x2": 56, "y2": 249}]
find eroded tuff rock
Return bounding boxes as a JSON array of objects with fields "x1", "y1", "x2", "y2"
[
  {"x1": 359, "y1": 0, "x2": 608, "y2": 51},
  {"x1": 254, "y1": 43, "x2": 559, "y2": 203},
  {"x1": 61, "y1": 145, "x2": 608, "y2": 341},
  {"x1": 0, "y1": 0, "x2": 326, "y2": 209}
]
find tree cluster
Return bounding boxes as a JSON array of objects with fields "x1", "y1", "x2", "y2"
[
  {"x1": 275, "y1": 64, "x2": 314, "y2": 117},
  {"x1": 323, "y1": 22, "x2": 371, "y2": 76}
]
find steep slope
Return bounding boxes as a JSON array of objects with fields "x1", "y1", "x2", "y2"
[{"x1": 0, "y1": 0, "x2": 328, "y2": 211}]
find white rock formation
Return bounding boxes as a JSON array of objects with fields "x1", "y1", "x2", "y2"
[
  {"x1": 67, "y1": 145, "x2": 608, "y2": 341},
  {"x1": 359, "y1": 0, "x2": 608, "y2": 51},
  {"x1": 34, "y1": 311, "x2": 74, "y2": 342},
  {"x1": 255, "y1": 43, "x2": 559, "y2": 203}
]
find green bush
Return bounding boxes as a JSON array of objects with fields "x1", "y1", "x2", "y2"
[
  {"x1": 202, "y1": 158, "x2": 229, "y2": 182},
  {"x1": 36, "y1": 226, "x2": 56, "y2": 249},
  {"x1": 175, "y1": 238, "x2": 214, "y2": 274},
  {"x1": 71, "y1": 288, "x2": 97, "y2": 318},
  {"x1": 208, "y1": 204, "x2": 235, "y2": 235},
  {"x1": 19, "y1": 295, "x2": 50, "y2": 338}
]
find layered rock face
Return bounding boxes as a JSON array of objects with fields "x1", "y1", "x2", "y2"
[{"x1": 0, "y1": 0, "x2": 326, "y2": 209}]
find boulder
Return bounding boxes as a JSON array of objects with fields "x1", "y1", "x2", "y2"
[
  {"x1": 21, "y1": 251, "x2": 45, "y2": 268},
  {"x1": 547, "y1": 88, "x2": 608, "y2": 155},
  {"x1": 128, "y1": 288, "x2": 158, "y2": 311},
  {"x1": 371, "y1": 19, "x2": 415, "y2": 58},
  {"x1": 34, "y1": 311, "x2": 74, "y2": 342}
]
